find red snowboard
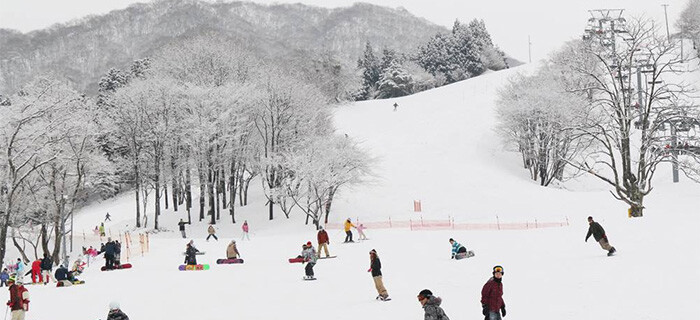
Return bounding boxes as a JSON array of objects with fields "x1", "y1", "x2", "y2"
[
  {"x1": 288, "y1": 257, "x2": 304, "y2": 263},
  {"x1": 101, "y1": 263, "x2": 132, "y2": 271}
]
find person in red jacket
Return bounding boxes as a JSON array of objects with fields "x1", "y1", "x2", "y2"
[
  {"x1": 316, "y1": 226, "x2": 331, "y2": 258},
  {"x1": 7, "y1": 276, "x2": 29, "y2": 320},
  {"x1": 481, "y1": 265, "x2": 506, "y2": 320},
  {"x1": 30, "y1": 260, "x2": 42, "y2": 284}
]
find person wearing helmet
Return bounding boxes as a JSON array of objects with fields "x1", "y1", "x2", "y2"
[
  {"x1": 417, "y1": 289, "x2": 450, "y2": 320},
  {"x1": 316, "y1": 226, "x2": 331, "y2": 258},
  {"x1": 226, "y1": 240, "x2": 240, "y2": 259},
  {"x1": 107, "y1": 301, "x2": 129, "y2": 320},
  {"x1": 6, "y1": 275, "x2": 29, "y2": 320},
  {"x1": 343, "y1": 218, "x2": 356, "y2": 243},
  {"x1": 481, "y1": 265, "x2": 506, "y2": 320},
  {"x1": 301, "y1": 242, "x2": 317, "y2": 280}
]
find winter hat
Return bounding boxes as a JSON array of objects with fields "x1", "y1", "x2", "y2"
[
  {"x1": 7, "y1": 275, "x2": 15, "y2": 283},
  {"x1": 109, "y1": 301, "x2": 120, "y2": 310},
  {"x1": 319, "y1": 226, "x2": 323, "y2": 230},
  {"x1": 369, "y1": 249, "x2": 377, "y2": 255},
  {"x1": 493, "y1": 265, "x2": 504, "y2": 275},
  {"x1": 418, "y1": 289, "x2": 433, "y2": 299},
  {"x1": 449, "y1": 238, "x2": 454, "y2": 242},
  {"x1": 306, "y1": 241, "x2": 312, "y2": 247}
]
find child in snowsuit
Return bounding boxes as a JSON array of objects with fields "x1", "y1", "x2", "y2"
[{"x1": 301, "y1": 242, "x2": 317, "y2": 279}]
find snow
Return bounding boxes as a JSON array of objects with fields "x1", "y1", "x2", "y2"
[{"x1": 5, "y1": 63, "x2": 700, "y2": 320}]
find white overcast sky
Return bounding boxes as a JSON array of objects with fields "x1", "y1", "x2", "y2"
[{"x1": 0, "y1": 0, "x2": 690, "y2": 61}]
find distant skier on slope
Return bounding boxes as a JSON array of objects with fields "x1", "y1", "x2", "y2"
[
  {"x1": 344, "y1": 218, "x2": 356, "y2": 243},
  {"x1": 585, "y1": 216, "x2": 617, "y2": 256},
  {"x1": 178, "y1": 219, "x2": 190, "y2": 239},
  {"x1": 418, "y1": 289, "x2": 450, "y2": 320},
  {"x1": 357, "y1": 224, "x2": 368, "y2": 240},
  {"x1": 368, "y1": 249, "x2": 390, "y2": 301},
  {"x1": 242, "y1": 220, "x2": 250, "y2": 240},
  {"x1": 301, "y1": 242, "x2": 317, "y2": 280}
]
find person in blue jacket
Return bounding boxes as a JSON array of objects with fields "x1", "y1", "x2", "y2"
[
  {"x1": 0, "y1": 268, "x2": 8, "y2": 287},
  {"x1": 449, "y1": 238, "x2": 467, "y2": 259}
]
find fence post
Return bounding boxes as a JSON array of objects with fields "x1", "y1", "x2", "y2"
[
  {"x1": 421, "y1": 216, "x2": 423, "y2": 227},
  {"x1": 496, "y1": 215, "x2": 500, "y2": 230},
  {"x1": 535, "y1": 219, "x2": 538, "y2": 229},
  {"x1": 410, "y1": 219, "x2": 413, "y2": 231},
  {"x1": 565, "y1": 216, "x2": 569, "y2": 226},
  {"x1": 388, "y1": 217, "x2": 392, "y2": 228},
  {"x1": 146, "y1": 233, "x2": 150, "y2": 252}
]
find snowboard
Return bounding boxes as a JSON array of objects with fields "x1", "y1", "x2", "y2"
[
  {"x1": 288, "y1": 257, "x2": 304, "y2": 263},
  {"x1": 302, "y1": 277, "x2": 317, "y2": 281},
  {"x1": 56, "y1": 280, "x2": 85, "y2": 287},
  {"x1": 216, "y1": 258, "x2": 244, "y2": 264},
  {"x1": 455, "y1": 251, "x2": 475, "y2": 260},
  {"x1": 178, "y1": 264, "x2": 210, "y2": 271},
  {"x1": 376, "y1": 296, "x2": 391, "y2": 301},
  {"x1": 101, "y1": 263, "x2": 132, "y2": 271},
  {"x1": 318, "y1": 256, "x2": 337, "y2": 259},
  {"x1": 607, "y1": 247, "x2": 617, "y2": 256},
  {"x1": 182, "y1": 252, "x2": 206, "y2": 255}
]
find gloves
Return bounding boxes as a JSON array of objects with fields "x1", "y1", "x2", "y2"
[
  {"x1": 367, "y1": 268, "x2": 372, "y2": 272},
  {"x1": 6, "y1": 301, "x2": 10, "y2": 306},
  {"x1": 501, "y1": 306, "x2": 506, "y2": 317},
  {"x1": 482, "y1": 305, "x2": 488, "y2": 316}
]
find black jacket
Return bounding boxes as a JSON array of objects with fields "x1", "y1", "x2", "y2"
[
  {"x1": 371, "y1": 257, "x2": 382, "y2": 277},
  {"x1": 178, "y1": 221, "x2": 188, "y2": 231},
  {"x1": 40, "y1": 257, "x2": 52, "y2": 271},
  {"x1": 105, "y1": 241, "x2": 116, "y2": 255},
  {"x1": 107, "y1": 309, "x2": 130, "y2": 320},
  {"x1": 54, "y1": 267, "x2": 68, "y2": 281},
  {"x1": 586, "y1": 222, "x2": 606, "y2": 242}
]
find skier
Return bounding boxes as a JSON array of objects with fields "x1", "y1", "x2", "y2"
[
  {"x1": 418, "y1": 289, "x2": 450, "y2": 320},
  {"x1": 105, "y1": 212, "x2": 111, "y2": 222},
  {"x1": 316, "y1": 226, "x2": 331, "y2": 258},
  {"x1": 30, "y1": 259, "x2": 42, "y2": 283},
  {"x1": 40, "y1": 254, "x2": 53, "y2": 285},
  {"x1": 585, "y1": 216, "x2": 617, "y2": 256},
  {"x1": 184, "y1": 242, "x2": 199, "y2": 266},
  {"x1": 481, "y1": 265, "x2": 506, "y2": 320},
  {"x1": 368, "y1": 249, "x2": 389, "y2": 301},
  {"x1": 226, "y1": 240, "x2": 240, "y2": 259},
  {"x1": 54, "y1": 265, "x2": 72, "y2": 287},
  {"x1": 206, "y1": 225, "x2": 218, "y2": 241},
  {"x1": 15, "y1": 258, "x2": 25, "y2": 283},
  {"x1": 301, "y1": 242, "x2": 317, "y2": 280},
  {"x1": 6, "y1": 276, "x2": 29, "y2": 320},
  {"x1": 449, "y1": 238, "x2": 467, "y2": 259},
  {"x1": 344, "y1": 218, "x2": 356, "y2": 243},
  {"x1": 242, "y1": 220, "x2": 250, "y2": 240},
  {"x1": 0, "y1": 268, "x2": 8, "y2": 287},
  {"x1": 99, "y1": 223, "x2": 106, "y2": 237},
  {"x1": 357, "y1": 224, "x2": 368, "y2": 240},
  {"x1": 107, "y1": 301, "x2": 130, "y2": 320},
  {"x1": 178, "y1": 219, "x2": 190, "y2": 239}
]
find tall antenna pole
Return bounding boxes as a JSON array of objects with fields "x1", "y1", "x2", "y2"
[
  {"x1": 528, "y1": 35, "x2": 532, "y2": 63},
  {"x1": 662, "y1": 4, "x2": 670, "y2": 40}
]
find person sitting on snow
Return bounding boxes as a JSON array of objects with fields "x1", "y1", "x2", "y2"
[
  {"x1": 449, "y1": 238, "x2": 467, "y2": 259},
  {"x1": 72, "y1": 258, "x2": 86, "y2": 275},
  {"x1": 54, "y1": 265, "x2": 73, "y2": 287},
  {"x1": 226, "y1": 240, "x2": 240, "y2": 259},
  {"x1": 107, "y1": 301, "x2": 129, "y2": 320}
]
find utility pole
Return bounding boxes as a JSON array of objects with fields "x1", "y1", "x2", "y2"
[
  {"x1": 662, "y1": 4, "x2": 670, "y2": 40},
  {"x1": 528, "y1": 35, "x2": 532, "y2": 63}
]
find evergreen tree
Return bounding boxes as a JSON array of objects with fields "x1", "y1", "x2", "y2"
[
  {"x1": 377, "y1": 60, "x2": 414, "y2": 99},
  {"x1": 356, "y1": 41, "x2": 381, "y2": 100}
]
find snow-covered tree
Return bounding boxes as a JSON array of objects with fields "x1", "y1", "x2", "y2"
[{"x1": 376, "y1": 60, "x2": 414, "y2": 99}]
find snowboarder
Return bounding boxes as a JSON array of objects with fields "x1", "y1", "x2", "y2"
[
  {"x1": 585, "y1": 216, "x2": 616, "y2": 256},
  {"x1": 357, "y1": 224, "x2": 368, "y2": 240},
  {"x1": 301, "y1": 242, "x2": 317, "y2": 280},
  {"x1": 206, "y1": 225, "x2": 218, "y2": 241},
  {"x1": 178, "y1": 219, "x2": 190, "y2": 239},
  {"x1": 368, "y1": 249, "x2": 389, "y2": 301},
  {"x1": 99, "y1": 223, "x2": 106, "y2": 237},
  {"x1": 449, "y1": 238, "x2": 467, "y2": 259},
  {"x1": 316, "y1": 226, "x2": 331, "y2": 258},
  {"x1": 344, "y1": 218, "x2": 356, "y2": 243},
  {"x1": 481, "y1": 265, "x2": 506, "y2": 320},
  {"x1": 226, "y1": 240, "x2": 240, "y2": 259},
  {"x1": 40, "y1": 254, "x2": 53, "y2": 285},
  {"x1": 107, "y1": 301, "x2": 129, "y2": 320},
  {"x1": 0, "y1": 268, "x2": 8, "y2": 287},
  {"x1": 14, "y1": 258, "x2": 25, "y2": 283},
  {"x1": 185, "y1": 242, "x2": 199, "y2": 266},
  {"x1": 105, "y1": 212, "x2": 111, "y2": 222},
  {"x1": 6, "y1": 276, "x2": 29, "y2": 320},
  {"x1": 104, "y1": 238, "x2": 116, "y2": 270},
  {"x1": 30, "y1": 259, "x2": 42, "y2": 284},
  {"x1": 242, "y1": 220, "x2": 250, "y2": 240},
  {"x1": 393, "y1": 102, "x2": 398, "y2": 111},
  {"x1": 418, "y1": 289, "x2": 450, "y2": 320}
]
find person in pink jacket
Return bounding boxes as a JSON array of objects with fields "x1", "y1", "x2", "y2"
[{"x1": 242, "y1": 220, "x2": 250, "y2": 240}]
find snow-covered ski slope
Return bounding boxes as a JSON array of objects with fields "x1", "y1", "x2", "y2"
[{"x1": 14, "y1": 65, "x2": 700, "y2": 320}]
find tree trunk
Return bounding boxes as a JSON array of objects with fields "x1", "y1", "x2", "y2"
[
  {"x1": 268, "y1": 199, "x2": 274, "y2": 220},
  {"x1": 186, "y1": 166, "x2": 193, "y2": 224},
  {"x1": 198, "y1": 163, "x2": 206, "y2": 222},
  {"x1": 324, "y1": 187, "x2": 336, "y2": 224},
  {"x1": 40, "y1": 224, "x2": 50, "y2": 257},
  {"x1": 215, "y1": 169, "x2": 220, "y2": 221},
  {"x1": 172, "y1": 155, "x2": 179, "y2": 212},
  {"x1": 229, "y1": 161, "x2": 236, "y2": 224},
  {"x1": 208, "y1": 159, "x2": 216, "y2": 225},
  {"x1": 154, "y1": 151, "x2": 161, "y2": 230},
  {"x1": 243, "y1": 176, "x2": 252, "y2": 206},
  {"x1": 220, "y1": 169, "x2": 227, "y2": 210},
  {"x1": 134, "y1": 164, "x2": 141, "y2": 228},
  {"x1": 11, "y1": 237, "x2": 30, "y2": 263},
  {"x1": 164, "y1": 180, "x2": 169, "y2": 210}
]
